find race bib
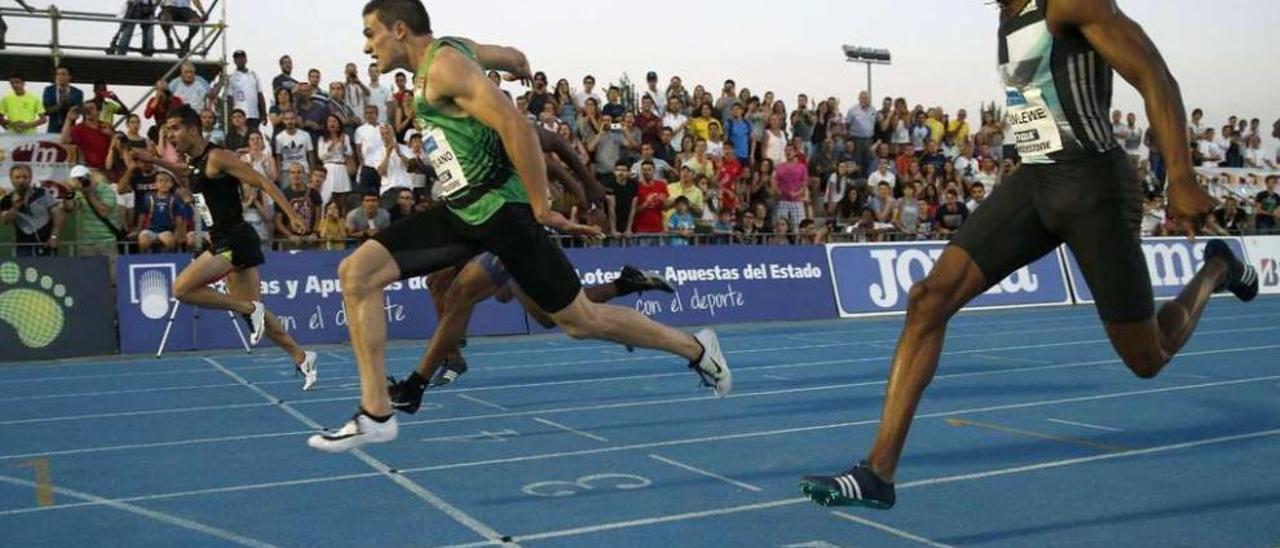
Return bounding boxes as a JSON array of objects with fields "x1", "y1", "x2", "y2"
[
  {"x1": 1005, "y1": 87, "x2": 1063, "y2": 158},
  {"x1": 424, "y1": 127, "x2": 472, "y2": 198},
  {"x1": 192, "y1": 192, "x2": 214, "y2": 227}
]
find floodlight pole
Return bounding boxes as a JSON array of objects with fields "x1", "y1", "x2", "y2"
[{"x1": 843, "y1": 45, "x2": 892, "y2": 101}]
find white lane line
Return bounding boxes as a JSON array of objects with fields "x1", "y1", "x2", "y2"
[
  {"x1": 0, "y1": 474, "x2": 278, "y2": 547},
  {"x1": 0, "y1": 430, "x2": 313, "y2": 461},
  {"x1": 763, "y1": 374, "x2": 797, "y2": 381},
  {"x1": 4, "y1": 373, "x2": 1278, "y2": 519},
  {"x1": 397, "y1": 373, "x2": 1280, "y2": 475},
  {"x1": 647, "y1": 454, "x2": 762, "y2": 492},
  {"x1": 830, "y1": 511, "x2": 955, "y2": 548},
  {"x1": 201, "y1": 358, "x2": 515, "y2": 547},
  {"x1": 973, "y1": 353, "x2": 1051, "y2": 366},
  {"x1": 533, "y1": 418, "x2": 609, "y2": 443},
  {"x1": 438, "y1": 497, "x2": 812, "y2": 547},
  {"x1": 2, "y1": 311, "x2": 1272, "y2": 386},
  {"x1": 897, "y1": 427, "x2": 1280, "y2": 489},
  {"x1": 0, "y1": 382, "x2": 244, "y2": 403},
  {"x1": 455, "y1": 393, "x2": 510, "y2": 412},
  {"x1": 440, "y1": 425, "x2": 1280, "y2": 547},
  {"x1": 1046, "y1": 418, "x2": 1123, "y2": 432},
  {"x1": 6, "y1": 344, "x2": 1275, "y2": 458}
]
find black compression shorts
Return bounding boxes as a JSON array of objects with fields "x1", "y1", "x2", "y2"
[
  {"x1": 949, "y1": 149, "x2": 1153, "y2": 323},
  {"x1": 208, "y1": 222, "x2": 265, "y2": 271},
  {"x1": 373, "y1": 202, "x2": 582, "y2": 314}
]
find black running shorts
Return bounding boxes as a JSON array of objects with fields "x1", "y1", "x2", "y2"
[
  {"x1": 373, "y1": 203, "x2": 582, "y2": 314},
  {"x1": 949, "y1": 149, "x2": 1153, "y2": 323},
  {"x1": 209, "y1": 222, "x2": 265, "y2": 271}
]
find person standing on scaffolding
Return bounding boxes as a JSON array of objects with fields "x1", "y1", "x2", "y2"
[
  {"x1": 0, "y1": 0, "x2": 35, "y2": 50},
  {"x1": 158, "y1": 0, "x2": 204, "y2": 57},
  {"x1": 107, "y1": 0, "x2": 159, "y2": 57}
]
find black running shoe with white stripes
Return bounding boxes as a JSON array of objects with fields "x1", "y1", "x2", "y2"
[
  {"x1": 1204, "y1": 239, "x2": 1259, "y2": 302},
  {"x1": 430, "y1": 357, "x2": 469, "y2": 387},
  {"x1": 799, "y1": 461, "x2": 896, "y2": 509}
]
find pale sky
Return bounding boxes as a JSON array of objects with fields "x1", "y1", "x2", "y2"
[{"x1": 3, "y1": 0, "x2": 1278, "y2": 147}]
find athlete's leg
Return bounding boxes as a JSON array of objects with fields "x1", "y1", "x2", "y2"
[
  {"x1": 551, "y1": 294, "x2": 702, "y2": 359},
  {"x1": 865, "y1": 247, "x2": 989, "y2": 480},
  {"x1": 172, "y1": 251, "x2": 252, "y2": 314},
  {"x1": 338, "y1": 241, "x2": 406, "y2": 416},
  {"x1": 1104, "y1": 252, "x2": 1231, "y2": 379},
  {"x1": 414, "y1": 261, "x2": 499, "y2": 380},
  {"x1": 226, "y1": 267, "x2": 306, "y2": 363}
]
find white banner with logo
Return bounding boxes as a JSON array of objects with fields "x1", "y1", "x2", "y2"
[
  {"x1": 1243, "y1": 236, "x2": 1280, "y2": 295},
  {"x1": 0, "y1": 133, "x2": 74, "y2": 192}
]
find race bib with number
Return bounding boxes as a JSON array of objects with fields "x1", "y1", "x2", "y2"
[
  {"x1": 192, "y1": 192, "x2": 214, "y2": 227},
  {"x1": 424, "y1": 128, "x2": 471, "y2": 198},
  {"x1": 1005, "y1": 87, "x2": 1064, "y2": 159}
]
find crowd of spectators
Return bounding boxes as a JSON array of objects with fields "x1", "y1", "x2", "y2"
[{"x1": 1, "y1": 50, "x2": 1278, "y2": 257}]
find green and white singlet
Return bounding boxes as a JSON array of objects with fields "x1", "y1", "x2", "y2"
[
  {"x1": 414, "y1": 37, "x2": 529, "y2": 224},
  {"x1": 999, "y1": 0, "x2": 1119, "y2": 164}
]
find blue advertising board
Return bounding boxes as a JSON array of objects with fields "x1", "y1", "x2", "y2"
[
  {"x1": 825, "y1": 242, "x2": 1073, "y2": 318},
  {"x1": 1064, "y1": 237, "x2": 1249, "y2": 303},
  {"x1": 116, "y1": 251, "x2": 528, "y2": 354},
  {"x1": 526, "y1": 244, "x2": 838, "y2": 332}
]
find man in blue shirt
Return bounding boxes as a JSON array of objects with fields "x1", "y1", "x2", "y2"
[
  {"x1": 42, "y1": 66, "x2": 84, "y2": 133},
  {"x1": 845, "y1": 91, "x2": 877, "y2": 178},
  {"x1": 725, "y1": 103, "x2": 752, "y2": 164}
]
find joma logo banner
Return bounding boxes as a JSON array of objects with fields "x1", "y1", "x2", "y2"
[
  {"x1": 826, "y1": 243, "x2": 1072, "y2": 318},
  {"x1": 1065, "y1": 238, "x2": 1250, "y2": 303}
]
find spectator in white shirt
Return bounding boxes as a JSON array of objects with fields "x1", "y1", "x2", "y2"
[
  {"x1": 1243, "y1": 135, "x2": 1276, "y2": 170},
  {"x1": 272, "y1": 110, "x2": 315, "y2": 185},
  {"x1": 373, "y1": 123, "x2": 414, "y2": 198},
  {"x1": 663, "y1": 98, "x2": 689, "y2": 147},
  {"x1": 965, "y1": 182, "x2": 987, "y2": 212},
  {"x1": 169, "y1": 62, "x2": 210, "y2": 110},
  {"x1": 227, "y1": 50, "x2": 266, "y2": 131},
  {"x1": 342, "y1": 63, "x2": 368, "y2": 118},
  {"x1": 1197, "y1": 127, "x2": 1224, "y2": 167},
  {"x1": 365, "y1": 63, "x2": 393, "y2": 125},
  {"x1": 574, "y1": 75, "x2": 603, "y2": 112},
  {"x1": 353, "y1": 105, "x2": 385, "y2": 196},
  {"x1": 868, "y1": 158, "x2": 896, "y2": 190}
]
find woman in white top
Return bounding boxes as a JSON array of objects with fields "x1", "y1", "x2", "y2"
[
  {"x1": 317, "y1": 113, "x2": 354, "y2": 209},
  {"x1": 241, "y1": 132, "x2": 276, "y2": 214},
  {"x1": 761, "y1": 113, "x2": 788, "y2": 166},
  {"x1": 890, "y1": 99, "x2": 911, "y2": 148}
]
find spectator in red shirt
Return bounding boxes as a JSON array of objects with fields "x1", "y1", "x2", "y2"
[
  {"x1": 631, "y1": 170, "x2": 670, "y2": 245},
  {"x1": 61, "y1": 102, "x2": 114, "y2": 170},
  {"x1": 717, "y1": 142, "x2": 744, "y2": 213},
  {"x1": 144, "y1": 79, "x2": 183, "y2": 129}
]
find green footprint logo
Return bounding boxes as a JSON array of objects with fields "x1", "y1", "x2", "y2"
[{"x1": 0, "y1": 262, "x2": 75, "y2": 348}]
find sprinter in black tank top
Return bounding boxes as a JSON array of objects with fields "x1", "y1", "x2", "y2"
[
  {"x1": 131, "y1": 105, "x2": 323, "y2": 391},
  {"x1": 800, "y1": 0, "x2": 1259, "y2": 510}
]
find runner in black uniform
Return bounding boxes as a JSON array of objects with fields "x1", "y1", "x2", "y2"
[
  {"x1": 800, "y1": 0, "x2": 1259, "y2": 509},
  {"x1": 132, "y1": 105, "x2": 321, "y2": 390}
]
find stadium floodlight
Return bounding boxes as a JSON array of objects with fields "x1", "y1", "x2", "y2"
[{"x1": 843, "y1": 45, "x2": 892, "y2": 98}]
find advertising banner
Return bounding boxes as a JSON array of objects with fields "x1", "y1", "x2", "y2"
[
  {"x1": 522, "y1": 245, "x2": 837, "y2": 332},
  {"x1": 826, "y1": 242, "x2": 1073, "y2": 318},
  {"x1": 1064, "y1": 237, "x2": 1249, "y2": 303},
  {"x1": 116, "y1": 251, "x2": 528, "y2": 354},
  {"x1": 1242, "y1": 236, "x2": 1280, "y2": 296},
  {"x1": 0, "y1": 256, "x2": 117, "y2": 361}
]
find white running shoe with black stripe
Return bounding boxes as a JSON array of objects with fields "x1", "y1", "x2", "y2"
[
  {"x1": 690, "y1": 329, "x2": 732, "y2": 397},
  {"x1": 246, "y1": 301, "x2": 267, "y2": 346},
  {"x1": 296, "y1": 351, "x2": 318, "y2": 391},
  {"x1": 307, "y1": 411, "x2": 398, "y2": 453}
]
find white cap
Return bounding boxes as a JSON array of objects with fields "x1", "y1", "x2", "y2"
[{"x1": 69, "y1": 165, "x2": 91, "y2": 179}]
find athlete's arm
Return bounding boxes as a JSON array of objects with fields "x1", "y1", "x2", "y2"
[
  {"x1": 536, "y1": 126, "x2": 608, "y2": 211},
  {"x1": 1049, "y1": 0, "x2": 1213, "y2": 236},
  {"x1": 452, "y1": 37, "x2": 533, "y2": 84},
  {"x1": 430, "y1": 47, "x2": 552, "y2": 222},
  {"x1": 545, "y1": 160, "x2": 587, "y2": 211},
  {"x1": 209, "y1": 149, "x2": 307, "y2": 234},
  {"x1": 130, "y1": 148, "x2": 190, "y2": 179}
]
